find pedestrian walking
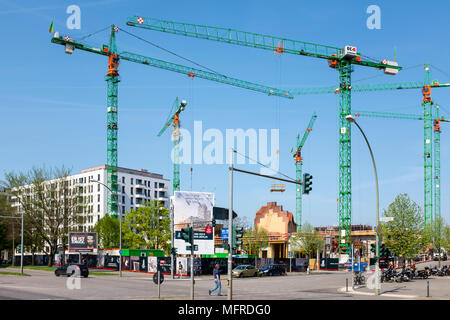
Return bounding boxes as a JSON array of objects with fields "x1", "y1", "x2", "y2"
[
  {"x1": 209, "y1": 264, "x2": 222, "y2": 296},
  {"x1": 178, "y1": 261, "x2": 183, "y2": 279}
]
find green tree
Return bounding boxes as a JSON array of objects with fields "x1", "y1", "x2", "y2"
[
  {"x1": 242, "y1": 227, "x2": 268, "y2": 266},
  {"x1": 383, "y1": 194, "x2": 423, "y2": 268},
  {"x1": 0, "y1": 192, "x2": 18, "y2": 263},
  {"x1": 423, "y1": 216, "x2": 447, "y2": 267},
  {"x1": 94, "y1": 214, "x2": 121, "y2": 249},
  {"x1": 443, "y1": 226, "x2": 450, "y2": 253},
  {"x1": 123, "y1": 200, "x2": 170, "y2": 253},
  {"x1": 3, "y1": 166, "x2": 83, "y2": 266},
  {"x1": 289, "y1": 222, "x2": 325, "y2": 260}
]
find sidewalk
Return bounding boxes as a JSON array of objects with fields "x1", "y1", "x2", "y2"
[{"x1": 339, "y1": 276, "x2": 450, "y2": 300}]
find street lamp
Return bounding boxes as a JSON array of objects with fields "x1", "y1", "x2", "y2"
[
  {"x1": 0, "y1": 213, "x2": 24, "y2": 274},
  {"x1": 346, "y1": 115, "x2": 381, "y2": 295},
  {"x1": 90, "y1": 179, "x2": 122, "y2": 278}
]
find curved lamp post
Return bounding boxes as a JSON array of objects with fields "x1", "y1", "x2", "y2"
[
  {"x1": 346, "y1": 115, "x2": 381, "y2": 296},
  {"x1": 90, "y1": 179, "x2": 122, "y2": 278}
]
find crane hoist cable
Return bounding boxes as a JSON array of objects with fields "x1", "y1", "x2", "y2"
[
  {"x1": 430, "y1": 64, "x2": 450, "y2": 79},
  {"x1": 74, "y1": 26, "x2": 111, "y2": 42},
  {"x1": 119, "y1": 27, "x2": 227, "y2": 77},
  {"x1": 233, "y1": 150, "x2": 296, "y2": 182}
]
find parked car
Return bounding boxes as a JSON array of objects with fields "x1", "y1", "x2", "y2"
[
  {"x1": 259, "y1": 264, "x2": 286, "y2": 276},
  {"x1": 232, "y1": 265, "x2": 260, "y2": 278},
  {"x1": 433, "y1": 250, "x2": 447, "y2": 261},
  {"x1": 55, "y1": 264, "x2": 88, "y2": 277}
]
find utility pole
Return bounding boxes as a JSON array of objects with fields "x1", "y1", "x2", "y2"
[
  {"x1": 170, "y1": 202, "x2": 175, "y2": 279},
  {"x1": 190, "y1": 222, "x2": 194, "y2": 300},
  {"x1": 0, "y1": 214, "x2": 24, "y2": 274},
  {"x1": 228, "y1": 148, "x2": 234, "y2": 300}
]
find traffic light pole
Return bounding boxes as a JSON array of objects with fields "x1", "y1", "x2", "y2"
[
  {"x1": 190, "y1": 223, "x2": 194, "y2": 300},
  {"x1": 170, "y1": 202, "x2": 174, "y2": 279},
  {"x1": 228, "y1": 148, "x2": 234, "y2": 300}
]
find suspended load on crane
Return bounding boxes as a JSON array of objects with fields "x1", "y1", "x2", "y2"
[{"x1": 270, "y1": 184, "x2": 286, "y2": 192}]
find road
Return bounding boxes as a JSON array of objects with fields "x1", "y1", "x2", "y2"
[{"x1": 1, "y1": 266, "x2": 449, "y2": 300}]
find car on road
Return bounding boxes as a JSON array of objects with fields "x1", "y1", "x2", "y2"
[
  {"x1": 259, "y1": 264, "x2": 286, "y2": 276},
  {"x1": 232, "y1": 265, "x2": 261, "y2": 278},
  {"x1": 55, "y1": 264, "x2": 89, "y2": 277}
]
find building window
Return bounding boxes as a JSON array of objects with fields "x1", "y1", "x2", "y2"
[
  {"x1": 154, "y1": 182, "x2": 157, "y2": 188},
  {"x1": 122, "y1": 186, "x2": 125, "y2": 193},
  {"x1": 84, "y1": 177, "x2": 86, "y2": 183},
  {"x1": 131, "y1": 197, "x2": 133, "y2": 205},
  {"x1": 130, "y1": 187, "x2": 133, "y2": 195},
  {"x1": 97, "y1": 204, "x2": 100, "y2": 212},
  {"x1": 122, "y1": 206, "x2": 125, "y2": 214},
  {"x1": 122, "y1": 176, "x2": 125, "y2": 183},
  {"x1": 154, "y1": 191, "x2": 157, "y2": 198},
  {"x1": 98, "y1": 194, "x2": 100, "y2": 202},
  {"x1": 122, "y1": 195, "x2": 125, "y2": 203},
  {"x1": 98, "y1": 184, "x2": 100, "y2": 192},
  {"x1": 131, "y1": 178, "x2": 134, "y2": 185}
]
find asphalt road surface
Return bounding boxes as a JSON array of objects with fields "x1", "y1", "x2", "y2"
[{"x1": 1, "y1": 266, "x2": 449, "y2": 300}]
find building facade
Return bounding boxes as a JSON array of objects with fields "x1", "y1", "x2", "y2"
[
  {"x1": 11, "y1": 165, "x2": 170, "y2": 233},
  {"x1": 254, "y1": 202, "x2": 297, "y2": 259}
]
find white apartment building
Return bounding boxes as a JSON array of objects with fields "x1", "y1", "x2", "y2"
[
  {"x1": 11, "y1": 165, "x2": 170, "y2": 233},
  {"x1": 74, "y1": 165, "x2": 171, "y2": 231}
]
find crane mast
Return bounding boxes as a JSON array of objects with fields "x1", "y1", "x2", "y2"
[
  {"x1": 157, "y1": 98, "x2": 187, "y2": 194},
  {"x1": 293, "y1": 112, "x2": 317, "y2": 231},
  {"x1": 106, "y1": 26, "x2": 119, "y2": 216}
]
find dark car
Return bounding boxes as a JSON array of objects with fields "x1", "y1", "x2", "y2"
[
  {"x1": 55, "y1": 264, "x2": 89, "y2": 277},
  {"x1": 259, "y1": 264, "x2": 286, "y2": 276}
]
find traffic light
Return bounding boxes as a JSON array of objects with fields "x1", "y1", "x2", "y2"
[
  {"x1": 370, "y1": 243, "x2": 376, "y2": 254},
  {"x1": 303, "y1": 173, "x2": 313, "y2": 194},
  {"x1": 232, "y1": 227, "x2": 244, "y2": 248},
  {"x1": 181, "y1": 227, "x2": 193, "y2": 245},
  {"x1": 212, "y1": 219, "x2": 216, "y2": 227},
  {"x1": 170, "y1": 247, "x2": 177, "y2": 255},
  {"x1": 380, "y1": 244, "x2": 390, "y2": 258}
]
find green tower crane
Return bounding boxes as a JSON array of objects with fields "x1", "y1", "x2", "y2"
[
  {"x1": 157, "y1": 97, "x2": 187, "y2": 194},
  {"x1": 292, "y1": 113, "x2": 317, "y2": 231},
  {"x1": 126, "y1": 15, "x2": 402, "y2": 253},
  {"x1": 353, "y1": 109, "x2": 449, "y2": 230},
  {"x1": 51, "y1": 26, "x2": 292, "y2": 217}
]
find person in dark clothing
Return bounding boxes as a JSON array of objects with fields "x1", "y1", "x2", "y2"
[{"x1": 209, "y1": 264, "x2": 222, "y2": 296}]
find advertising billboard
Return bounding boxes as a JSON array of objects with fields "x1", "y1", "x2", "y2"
[
  {"x1": 68, "y1": 232, "x2": 98, "y2": 253},
  {"x1": 172, "y1": 191, "x2": 215, "y2": 255}
]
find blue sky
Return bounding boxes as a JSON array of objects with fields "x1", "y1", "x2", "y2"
[{"x1": 1, "y1": 0, "x2": 450, "y2": 228}]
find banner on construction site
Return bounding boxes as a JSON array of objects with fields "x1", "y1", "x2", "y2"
[{"x1": 172, "y1": 191, "x2": 215, "y2": 255}]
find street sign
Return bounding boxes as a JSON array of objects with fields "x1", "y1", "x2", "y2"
[
  {"x1": 153, "y1": 272, "x2": 164, "y2": 284},
  {"x1": 380, "y1": 217, "x2": 394, "y2": 222},
  {"x1": 376, "y1": 225, "x2": 383, "y2": 236},
  {"x1": 221, "y1": 228, "x2": 229, "y2": 240},
  {"x1": 186, "y1": 245, "x2": 199, "y2": 251}
]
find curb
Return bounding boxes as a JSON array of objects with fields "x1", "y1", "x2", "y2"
[{"x1": 338, "y1": 287, "x2": 418, "y2": 299}]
